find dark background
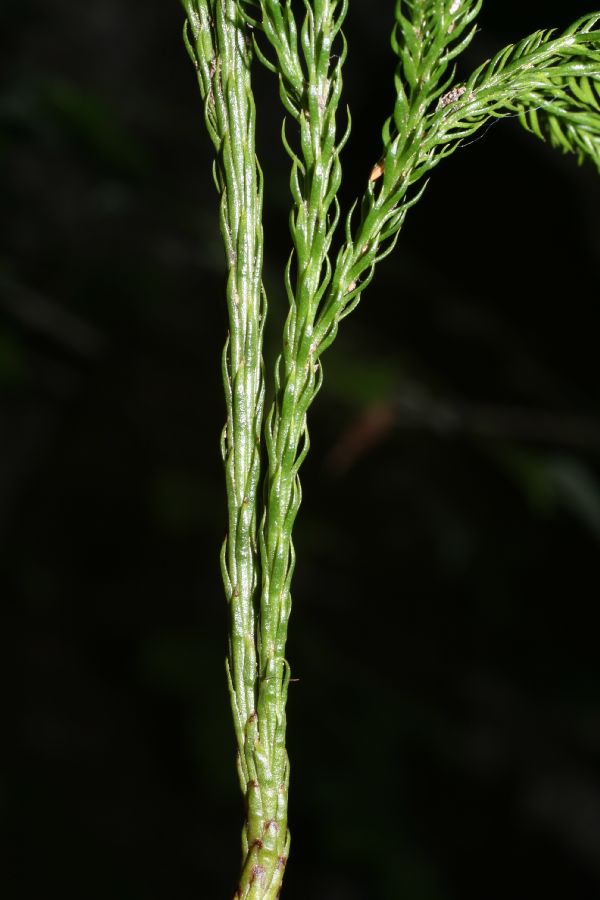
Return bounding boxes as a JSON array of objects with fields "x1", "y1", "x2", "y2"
[{"x1": 4, "y1": 1, "x2": 600, "y2": 897}]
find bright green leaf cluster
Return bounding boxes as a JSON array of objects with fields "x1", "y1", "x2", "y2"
[{"x1": 427, "y1": 12, "x2": 600, "y2": 171}]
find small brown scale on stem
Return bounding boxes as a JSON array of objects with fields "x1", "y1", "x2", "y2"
[
  {"x1": 369, "y1": 160, "x2": 385, "y2": 181},
  {"x1": 437, "y1": 84, "x2": 466, "y2": 109}
]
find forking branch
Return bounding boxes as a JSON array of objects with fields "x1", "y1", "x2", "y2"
[{"x1": 179, "y1": 2, "x2": 600, "y2": 896}]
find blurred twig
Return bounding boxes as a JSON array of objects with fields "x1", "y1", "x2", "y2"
[
  {"x1": 0, "y1": 272, "x2": 104, "y2": 359},
  {"x1": 327, "y1": 381, "x2": 600, "y2": 474}
]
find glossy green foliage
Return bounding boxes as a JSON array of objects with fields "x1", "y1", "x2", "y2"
[
  {"x1": 427, "y1": 12, "x2": 600, "y2": 172},
  {"x1": 178, "y1": 2, "x2": 600, "y2": 896},
  {"x1": 183, "y1": 3, "x2": 288, "y2": 897}
]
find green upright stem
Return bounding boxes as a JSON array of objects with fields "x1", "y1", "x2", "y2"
[
  {"x1": 256, "y1": 0, "x2": 346, "y2": 723},
  {"x1": 183, "y1": 2, "x2": 288, "y2": 896}
]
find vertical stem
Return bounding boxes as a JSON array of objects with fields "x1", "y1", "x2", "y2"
[
  {"x1": 255, "y1": 2, "x2": 346, "y2": 815},
  {"x1": 182, "y1": 2, "x2": 288, "y2": 896}
]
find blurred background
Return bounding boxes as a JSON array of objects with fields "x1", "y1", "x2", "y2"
[{"x1": 4, "y1": 1, "x2": 600, "y2": 897}]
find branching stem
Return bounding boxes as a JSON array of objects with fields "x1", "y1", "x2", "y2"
[{"x1": 179, "y1": 2, "x2": 600, "y2": 896}]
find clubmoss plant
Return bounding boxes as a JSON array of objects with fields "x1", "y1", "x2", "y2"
[{"x1": 179, "y1": 2, "x2": 600, "y2": 895}]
